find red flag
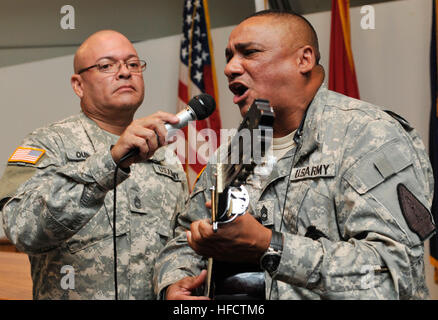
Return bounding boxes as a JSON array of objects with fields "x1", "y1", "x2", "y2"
[
  {"x1": 329, "y1": 0, "x2": 360, "y2": 99},
  {"x1": 177, "y1": 0, "x2": 222, "y2": 189}
]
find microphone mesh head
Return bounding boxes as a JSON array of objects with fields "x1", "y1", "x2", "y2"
[{"x1": 188, "y1": 94, "x2": 216, "y2": 120}]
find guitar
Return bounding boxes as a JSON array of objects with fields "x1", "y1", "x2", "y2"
[{"x1": 204, "y1": 99, "x2": 275, "y2": 299}]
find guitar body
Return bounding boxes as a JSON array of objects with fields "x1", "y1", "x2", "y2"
[
  {"x1": 210, "y1": 260, "x2": 265, "y2": 300},
  {"x1": 205, "y1": 99, "x2": 275, "y2": 300}
]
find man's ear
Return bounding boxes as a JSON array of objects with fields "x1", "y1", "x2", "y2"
[
  {"x1": 71, "y1": 74, "x2": 84, "y2": 98},
  {"x1": 297, "y1": 45, "x2": 316, "y2": 74}
]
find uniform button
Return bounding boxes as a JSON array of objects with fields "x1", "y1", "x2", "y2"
[
  {"x1": 134, "y1": 196, "x2": 142, "y2": 209},
  {"x1": 260, "y1": 205, "x2": 268, "y2": 221}
]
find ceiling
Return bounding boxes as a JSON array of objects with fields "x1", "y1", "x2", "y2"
[{"x1": 0, "y1": 0, "x2": 394, "y2": 68}]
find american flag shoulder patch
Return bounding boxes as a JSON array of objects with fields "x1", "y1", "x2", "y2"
[{"x1": 8, "y1": 147, "x2": 46, "y2": 165}]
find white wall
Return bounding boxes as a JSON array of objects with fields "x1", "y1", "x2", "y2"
[{"x1": 1, "y1": 0, "x2": 437, "y2": 298}]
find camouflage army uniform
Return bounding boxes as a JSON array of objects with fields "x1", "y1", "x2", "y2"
[
  {"x1": 154, "y1": 84, "x2": 435, "y2": 299},
  {"x1": 0, "y1": 112, "x2": 188, "y2": 299}
]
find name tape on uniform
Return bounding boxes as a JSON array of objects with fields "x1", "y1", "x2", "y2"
[
  {"x1": 66, "y1": 150, "x2": 90, "y2": 161},
  {"x1": 291, "y1": 163, "x2": 335, "y2": 181},
  {"x1": 8, "y1": 147, "x2": 45, "y2": 165},
  {"x1": 153, "y1": 164, "x2": 181, "y2": 181}
]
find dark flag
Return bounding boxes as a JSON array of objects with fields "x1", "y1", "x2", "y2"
[{"x1": 429, "y1": 0, "x2": 438, "y2": 284}]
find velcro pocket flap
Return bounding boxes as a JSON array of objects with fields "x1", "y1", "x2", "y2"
[{"x1": 344, "y1": 139, "x2": 412, "y2": 195}]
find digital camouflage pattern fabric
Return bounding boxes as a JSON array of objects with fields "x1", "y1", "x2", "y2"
[
  {"x1": 0, "y1": 112, "x2": 189, "y2": 299},
  {"x1": 154, "y1": 84, "x2": 435, "y2": 299}
]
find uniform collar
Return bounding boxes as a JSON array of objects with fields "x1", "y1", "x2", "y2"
[
  {"x1": 292, "y1": 83, "x2": 328, "y2": 165},
  {"x1": 79, "y1": 112, "x2": 117, "y2": 152},
  {"x1": 255, "y1": 83, "x2": 328, "y2": 196}
]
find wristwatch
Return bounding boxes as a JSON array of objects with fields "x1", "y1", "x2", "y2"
[{"x1": 260, "y1": 230, "x2": 283, "y2": 275}]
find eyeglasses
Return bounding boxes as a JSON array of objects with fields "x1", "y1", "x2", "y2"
[{"x1": 77, "y1": 59, "x2": 147, "y2": 74}]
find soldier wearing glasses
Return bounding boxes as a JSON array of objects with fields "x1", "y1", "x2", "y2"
[{"x1": 0, "y1": 30, "x2": 189, "y2": 299}]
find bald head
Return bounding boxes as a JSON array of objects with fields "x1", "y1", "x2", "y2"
[
  {"x1": 70, "y1": 29, "x2": 145, "y2": 128},
  {"x1": 74, "y1": 30, "x2": 137, "y2": 74},
  {"x1": 243, "y1": 10, "x2": 321, "y2": 64}
]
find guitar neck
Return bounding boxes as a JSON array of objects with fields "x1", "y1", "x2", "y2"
[{"x1": 204, "y1": 99, "x2": 275, "y2": 299}]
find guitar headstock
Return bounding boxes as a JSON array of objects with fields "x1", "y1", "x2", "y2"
[
  {"x1": 237, "y1": 99, "x2": 275, "y2": 133},
  {"x1": 215, "y1": 99, "x2": 275, "y2": 193}
]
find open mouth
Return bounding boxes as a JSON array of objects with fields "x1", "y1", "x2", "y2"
[{"x1": 229, "y1": 82, "x2": 249, "y2": 104}]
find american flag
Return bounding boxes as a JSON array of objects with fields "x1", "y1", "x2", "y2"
[
  {"x1": 177, "y1": 0, "x2": 222, "y2": 189},
  {"x1": 9, "y1": 147, "x2": 45, "y2": 164}
]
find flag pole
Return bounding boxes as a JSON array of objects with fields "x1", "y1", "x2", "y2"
[{"x1": 255, "y1": 0, "x2": 269, "y2": 12}]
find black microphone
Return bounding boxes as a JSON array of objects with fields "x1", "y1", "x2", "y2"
[{"x1": 120, "y1": 93, "x2": 216, "y2": 162}]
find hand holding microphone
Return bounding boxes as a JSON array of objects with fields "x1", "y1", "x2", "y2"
[{"x1": 111, "y1": 94, "x2": 216, "y2": 168}]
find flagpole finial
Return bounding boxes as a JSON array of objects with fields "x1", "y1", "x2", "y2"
[{"x1": 254, "y1": 0, "x2": 269, "y2": 12}]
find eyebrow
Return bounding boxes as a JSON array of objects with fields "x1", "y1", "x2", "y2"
[
  {"x1": 235, "y1": 42, "x2": 260, "y2": 50},
  {"x1": 225, "y1": 42, "x2": 261, "y2": 57},
  {"x1": 96, "y1": 54, "x2": 139, "y2": 62}
]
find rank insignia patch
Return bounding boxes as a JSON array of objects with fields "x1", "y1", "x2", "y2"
[{"x1": 8, "y1": 147, "x2": 45, "y2": 165}]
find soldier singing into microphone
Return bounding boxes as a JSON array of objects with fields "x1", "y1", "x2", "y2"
[{"x1": 154, "y1": 10, "x2": 435, "y2": 300}]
